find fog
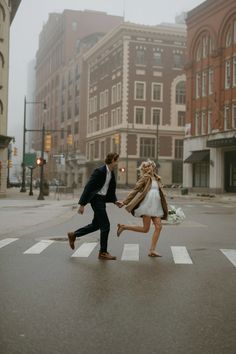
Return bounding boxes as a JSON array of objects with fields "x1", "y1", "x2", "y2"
[{"x1": 8, "y1": 0, "x2": 205, "y2": 157}]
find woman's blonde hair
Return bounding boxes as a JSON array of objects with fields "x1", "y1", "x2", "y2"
[{"x1": 138, "y1": 159, "x2": 157, "y2": 174}]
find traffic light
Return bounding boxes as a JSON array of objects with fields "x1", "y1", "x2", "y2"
[
  {"x1": 67, "y1": 134, "x2": 73, "y2": 145},
  {"x1": 114, "y1": 134, "x2": 120, "y2": 145},
  {"x1": 8, "y1": 160, "x2": 13, "y2": 168},
  {"x1": 44, "y1": 134, "x2": 52, "y2": 152},
  {"x1": 119, "y1": 167, "x2": 125, "y2": 172},
  {"x1": 13, "y1": 147, "x2": 18, "y2": 156},
  {"x1": 36, "y1": 157, "x2": 46, "y2": 166}
]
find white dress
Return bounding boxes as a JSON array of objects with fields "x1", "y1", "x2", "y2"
[{"x1": 134, "y1": 179, "x2": 164, "y2": 218}]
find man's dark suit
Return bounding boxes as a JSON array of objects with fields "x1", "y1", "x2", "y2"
[{"x1": 74, "y1": 165, "x2": 117, "y2": 253}]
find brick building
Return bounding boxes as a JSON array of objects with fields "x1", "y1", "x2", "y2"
[
  {"x1": 79, "y1": 22, "x2": 186, "y2": 187},
  {"x1": 184, "y1": 0, "x2": 236, "y2": 193},
  {"x1": 33, "y1": 10, "x2": 123, "y2": 185}
]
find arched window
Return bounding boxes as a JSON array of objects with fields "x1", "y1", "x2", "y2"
[
  {"x1": 226, "y1": 26, "x2": 232, "y2": 47},
  {"x1": 176, "y1": 81, "x2": 186, "y2": 104}
]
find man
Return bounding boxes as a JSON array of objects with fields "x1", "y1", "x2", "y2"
[{"x1": 67, "y1": 152, "x2": 121, "y2": 260}]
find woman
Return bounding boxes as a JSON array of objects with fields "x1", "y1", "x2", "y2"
[{"x1": 117, "y1": 160, "x2": 168, "y2": 257}]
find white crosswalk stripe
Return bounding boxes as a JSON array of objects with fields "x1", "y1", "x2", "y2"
[
  {"x1": 171, "y1": 246, "x2": 193, "y2": 264},
  {"x1": 121, "y1": 244, "x2": 139, "y2": 261},
  {"x1": 220, "y1": 249, "x2": 236, "y2": 267},
  {"x1": 71, "y1": 242, "x2": 98, "y2": 257},
  {"x1": 24, "y1": 240, "x2": 54, "y2": 254},
  {"x1": 0, "y1": 238, "x2": 18, "y2": 248},
  {"x1": 1, "y1": 239, "x2": 236, "y2": 266}
]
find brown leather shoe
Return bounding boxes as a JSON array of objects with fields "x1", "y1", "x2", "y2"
[
  {"x1": 98, "y1": 252, "x2": 116, "y2": 260},
  {"x1": 67, "y1": 232, "x2": 76, "y2": 250}
]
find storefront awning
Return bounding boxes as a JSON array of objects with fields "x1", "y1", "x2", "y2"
[{"x1": 184, "y1": 150, "x2": 210, "y2": 163}]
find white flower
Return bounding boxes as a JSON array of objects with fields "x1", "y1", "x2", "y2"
[{"x1": 167, "y1": 205, "x2": 186, "y2": 225}]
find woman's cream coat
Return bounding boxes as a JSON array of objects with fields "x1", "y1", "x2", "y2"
[{"x1": 123, "y1": 173, "x2": 168, "y2": 220}]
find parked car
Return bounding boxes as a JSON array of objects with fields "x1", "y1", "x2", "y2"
[{"x1": 9, "y1": 178, "x2": 21, "y2": 188}]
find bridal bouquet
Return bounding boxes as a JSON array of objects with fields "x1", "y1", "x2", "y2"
[{"x1": 166, "y1": 205, "x2": 186, "y2": 225}]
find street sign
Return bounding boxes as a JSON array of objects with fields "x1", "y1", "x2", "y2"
[{"x1": 25, "y1": 153, "x2": 37, "y2": 167}]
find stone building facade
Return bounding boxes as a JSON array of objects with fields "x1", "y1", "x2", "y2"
[
  {"x1": 184, "y1": 0, "x2": 236, "y2": 193},
  {"x1": 0, "y1": 0, "x2": 21, "y2": 197}
]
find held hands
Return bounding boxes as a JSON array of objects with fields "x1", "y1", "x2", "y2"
[
  {"x1": 115, "y1": 201, "x2": 124, "y2": 208},
  {"x1": 78, "y1": 205, "x2": 85, "y2": 214}
]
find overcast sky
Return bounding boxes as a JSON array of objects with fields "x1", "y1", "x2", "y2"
[{"x1": 8, "y1": 0, "x2": 205, "y2": 153}]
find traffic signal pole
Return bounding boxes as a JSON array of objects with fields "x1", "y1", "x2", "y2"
[
  {"x1": 38, "y1": 124, "x2": 45, "y2": 200},
  {"x1": 20, "y1": 97, "x2": 27, "y2": 192}
]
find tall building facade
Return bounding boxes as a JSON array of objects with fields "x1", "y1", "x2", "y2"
[
  {"x1": 33, "y1": 10, "x2": 123, "y2": 185},
  {"x1": 0, "y1": 0, "x2": 21, "y2": 197},
  {"x1": 184, "y1": 0, "x2": 236, "y2": 193},
  {"x1": 81, "y1": 22, "x2": 186, "y2": 186}
]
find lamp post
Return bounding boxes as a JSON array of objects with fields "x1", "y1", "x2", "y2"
[
  {"x1": 38, "y1": 124, "x2": 45, "y2": 200},
  {"x1": 20, "y1": 97, "x2": 46, "y2": 192},
  {"x1": 20, "y1": 97, "x2": 27, "y2": 192}
]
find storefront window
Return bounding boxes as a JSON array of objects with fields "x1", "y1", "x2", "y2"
[{"x1": 193, "y1": 163, "x2": 209, "y2": 187}]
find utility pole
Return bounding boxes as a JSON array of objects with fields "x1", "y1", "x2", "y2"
[
  {"x1": 20, "y1": 96, "x2": 27, "y2": 192},
  {"x1": 37, "y1": 124, "x2": 45, "y2": 200}
]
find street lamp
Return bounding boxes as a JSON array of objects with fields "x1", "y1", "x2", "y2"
[{"x1": 20, "y1": 97, "x2": 46, "y2": 192}]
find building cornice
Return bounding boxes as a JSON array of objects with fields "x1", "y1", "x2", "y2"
[{"x1": 83, "y1": 22, "x2": 186, "y2": 61}]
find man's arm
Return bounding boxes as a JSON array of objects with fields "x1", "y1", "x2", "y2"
[{"x1": 78, "y1": 168, "x2": 102, "y2": 206}]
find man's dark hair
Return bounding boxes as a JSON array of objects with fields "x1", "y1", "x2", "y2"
[{"x1": 105, "y1": 153, "x2": 119, "y2": 165}]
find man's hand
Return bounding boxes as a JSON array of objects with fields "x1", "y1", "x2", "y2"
[
  {"x1": 115, "y1": 201, "x2": 124, "y2": 208},
  {"x1": 78, "y1": 205, "x2": 85, "y2": 214}
]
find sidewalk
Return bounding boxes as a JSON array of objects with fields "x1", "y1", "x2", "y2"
[{"x1": 0, "y1": 188, "x2": 78, "y2": 238}]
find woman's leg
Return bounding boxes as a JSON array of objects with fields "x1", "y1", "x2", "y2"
[
  {"x1": 148, "y1": 217, "x2": 162, "y2": 256},
  {"x1": 117, "y1": 215, "x2": 151, "y2": 236}
]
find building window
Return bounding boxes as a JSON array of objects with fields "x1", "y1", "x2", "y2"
[
  {"x1": 224, "y1": 106, "x2": 230, "y2": 130},
  {"x1": 208, "y1": 111, "x2": 212, "y2": 134},
  {"x1": 201, "y1": 112, "x2": 207, "y2": 135},
  {"x1": 226, "y1": 27, "x2": 232, "y2": 47},
  {"x1": 175, "y1": 140, "x2": 183, "y2": 159},
  {"x1": 117, "y1": 83, "x2": 121, "y2": 101},
  {"x1": 152, "y1": 83, "x2": 162, "y2": 101},
  {"x1": 232, "y1": 105, "x2": 236, "y2": 128},
  {"x1": 135, "y1": 82, "x2": 145, "y2": 100},
  {"x1": 176, "y1": 81, "x2": 186, "y2": 104},
  {"x1": 111, "y1": 85, "x2": 117, "y2": 104},
  {"x1": 135, "y1": 107, "x2": 145, "y2": 124},
  {"x1": 153, "y1": 52, "x2": 162, "y2": 66},
  {"x1": 233, "y1": 57, "x2": 236, "y2": 87},
  {"x1": 225, "y1": 60, "x2": 231, "y2": 89},
  {"x1": 195, "y1": 112, "x2": 200, "y2": 135},
  {"x1": 111, "y1": 109, "x2": 116, "y2": 126},
  {"x1": 193, "y1": 163, "x2": 209, "y2": 187},
  {"x1": 173, "y1": 53, "x2": 182, "y2": 68},
  {"x1": 178, "y1": 111, "x2": 185, "y2": 126},
  {"x1": 72, "y1": 21, "x2": 78, "y2": 31},
  {"x1": 196, "y1": 73, "x2": 201, "y2": 98},
  {"x1": 208, "y1": 68, "x2": 214, "y2": 94},
  {"x1": 140, "y1": 138, "x2": 155, "y2": 159},
  {"x1": 136, "y1": 49, "x2": 145, "y2": 65},
  {"x1": 202, "y1": 71, "x2": 207, "y2": 97},
  {"x1": 202, "y1": 36, "x2": 208, "y2": 58},
  {"x1": 234, "y1": 20, "x2": 236, "y2": 43},
  {"x1": 117, "y1": 107, "x2": 121, "y2": 124},
  {"x1": 152, "y1": 108, "x2": 161, "y2": 125},
  {"x1": 74, "y1": 122, "x2": 79, "y2": 134},
  {"x1": 196, "y1": 43, "x2": 201, "y2": 61},
  {"x1": 0, "y1": 100, "x2": 3, "y2": 114}
]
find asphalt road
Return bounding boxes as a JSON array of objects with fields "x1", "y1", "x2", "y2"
[{"x1": 0, "y1": 198, "x2": 236, "y2": 354}]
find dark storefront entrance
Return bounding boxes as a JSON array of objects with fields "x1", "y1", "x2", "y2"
[{"x1": 225, "y1": 150, "x2": 236, "y2": 192}]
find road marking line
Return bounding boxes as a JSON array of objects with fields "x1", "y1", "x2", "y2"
[
  {"x1": 0, "y1": 238, "x2": 19, "y2": 249},
  {"x1": 71, "y1": 242, "x2": 98, "y2": 257},
  {"x1": 220, "y1": 249, "x2": 236, "y2": 267},
  {"x1": 24, "y1": 240, "x2": 54, "y2": 254},
  {"x1": 121, "y1": 244, "x2": 139, "y2": 261},
  {"x1": 171, "y1": 246, "x2": 193, "y2": 264}
]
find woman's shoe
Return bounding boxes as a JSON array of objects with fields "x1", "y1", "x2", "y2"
[
  {"x1": 148, "y1": 251, "x2": 162, "y2": 257},
  {"x1": 117, "y1": 224, "x2": 124, "y2": 237}
]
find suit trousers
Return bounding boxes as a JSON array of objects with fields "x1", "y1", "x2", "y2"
[{"x1": 74, "y1": 194, "x2": 110, "y2": 253}]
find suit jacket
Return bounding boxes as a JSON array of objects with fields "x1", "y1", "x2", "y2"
[
  {"x1": 79, "y1": 165, "x2": 117, "y2": 206},
  {"x1": 123, "y1": 173, "x2": 168, "y2": 220}
]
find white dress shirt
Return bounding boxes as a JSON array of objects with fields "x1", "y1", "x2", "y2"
[{"x1": 97, "y1": 165, "x2": 111, "y2": 196}]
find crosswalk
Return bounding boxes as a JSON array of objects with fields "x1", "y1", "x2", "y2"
[{"x1": 0, "y1": 237, "x2": 236, "y2": 267}]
